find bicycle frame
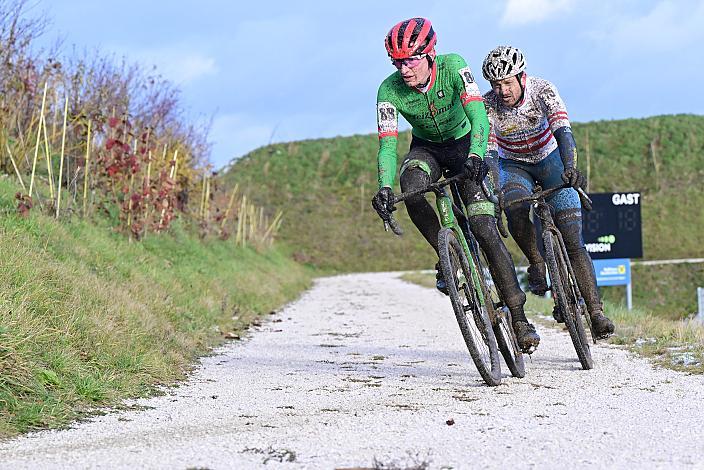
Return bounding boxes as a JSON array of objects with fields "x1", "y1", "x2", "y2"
[
  {"x1": 532, "y1": 202, "x2": 582, "y2": 291},
  {"x1": 504, "y1": 185, "x2": 596, "y2": 342},
  {"x1": 384, "y1": 175, "x2": 520, "y2": 381},
  {"x1": 432, "y1": 185, "x2": 487, "y2": 309},
  {"x1": 386, "y1": 173, "x2": 498, "y2": 309}
]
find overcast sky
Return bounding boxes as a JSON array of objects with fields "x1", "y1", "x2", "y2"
[{"x1": 35, "y1": 0, "x2": 704, "y2": 168}]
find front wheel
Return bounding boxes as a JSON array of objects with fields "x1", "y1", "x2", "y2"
[
  {"x1": 467, "y1": 237, "x2": 525, "y2": 378},
  {"x1": 544, "y1": 231, "x2": 594, "y2": 370},
  {"x1": 438, "y1": 228, "x2": 501, "y2": 386}
]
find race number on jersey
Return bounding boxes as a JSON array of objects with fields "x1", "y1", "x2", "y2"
[
  {"x1": 458, "y1": 67, "x2": 481, "y2": 104},
  {"x1": 377, "y1": 101, "x2": 398, "y2": 138}
]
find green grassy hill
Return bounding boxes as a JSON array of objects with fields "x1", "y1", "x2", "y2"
[
  {"x1": 224, "y1": 114, "x2": 704, "y2": 316},
  {"x1": 0, "y1": 178, "x2": 312, "y2": 436}
]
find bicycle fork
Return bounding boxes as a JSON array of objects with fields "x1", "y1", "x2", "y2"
[
  {"x1": 435, "y1": 189, "x2": 487, "y2": 310},
  {"x1": 533, "y1": 202, "x2": 595, "y2": 340}
]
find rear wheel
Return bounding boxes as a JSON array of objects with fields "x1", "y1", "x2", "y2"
[
  {"x1": 493, "y1": 307, "x2": 526, "y2": 378},
  {"x1": 544, "y1": 232, "x2": 593, "y2": 370},
  {"x1": 438, "y1": 228, "x2": 501, "y2": 386}
]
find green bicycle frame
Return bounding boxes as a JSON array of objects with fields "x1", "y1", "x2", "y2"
[{"x1": 435, "y1": 189, "x2": 487, "y2": 307}]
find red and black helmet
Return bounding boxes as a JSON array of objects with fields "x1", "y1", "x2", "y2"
[{"x1": 385, "y1": 17, "x2": 437, "y2": 60}]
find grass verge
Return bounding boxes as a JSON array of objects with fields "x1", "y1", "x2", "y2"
[
  {"x1": 401, "y1": 272, "x2": 704, "y2": 374},
  {"x1": 0, "y1": 179, "x2": 313, "y2": 437}
]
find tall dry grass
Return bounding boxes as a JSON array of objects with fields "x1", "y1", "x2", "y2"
[{"x1": 0, "y1": 0, "x2": 283, "y2": 247}]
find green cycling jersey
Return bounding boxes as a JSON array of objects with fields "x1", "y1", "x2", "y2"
[{"x1": 376, "y1": 53, "x2": 489, "y2": 188}]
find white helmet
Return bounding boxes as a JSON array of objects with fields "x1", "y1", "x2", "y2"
[{"x1": 482, "y1": 46, "x2": 526, "y2": 81}]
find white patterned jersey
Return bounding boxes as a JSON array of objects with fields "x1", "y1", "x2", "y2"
[{"x1": 484, "y1": 76, "x2": 571, "y2": 164}]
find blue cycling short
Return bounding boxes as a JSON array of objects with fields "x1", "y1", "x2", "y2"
[
  {"x1": 499, "y1": 148, "x2": 584, "y2": 248},
  {"x1": 499, "y1": 148, "x2": 580, "y2": 214}
]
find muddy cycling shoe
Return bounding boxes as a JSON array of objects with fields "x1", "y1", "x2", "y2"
[
  {"x1": 513, "y1": 321, "x2": 540, "y2": 354},
  {"x1": 590, "y1": 311, "x2": 615, "y2": 339},
  {"x1": 527, "y1": 263, "x2": 549, "y2": 296},
  {"x1": 435, "y1": 262, "x2": 449, "y2": 295},
  {"x1": 552, "y1": 304, "x2": 564, "y2": 323}
]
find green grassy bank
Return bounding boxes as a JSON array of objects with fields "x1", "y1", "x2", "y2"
[
  {"x1": 524, "y1": 296, "x2": 704, "y2": 374},
  {"x1": 225, "y1": 114, "x2": 704, "y2": 319},
  {"x1": 0, "y1": 178, "x2": 313, "y2": 437}
]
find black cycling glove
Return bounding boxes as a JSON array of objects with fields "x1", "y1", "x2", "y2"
[
  {"x1": 561, "y1": 167, "x2": 585, "y2": 189},
  {"x1": 463, "y1": 154, "x2": 489, "y2": 183},
  {"x1": 371, "y1": 187, "x2": 396, "y2": 221}
]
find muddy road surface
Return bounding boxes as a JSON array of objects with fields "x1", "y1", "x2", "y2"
[{"x1": 1, "y1": 272, "x2": 703, "y2": 469}]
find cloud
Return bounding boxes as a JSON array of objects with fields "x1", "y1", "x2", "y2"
[
  {"x1": 106, "y1": 42, "x2": 218, "y2": 85},
  {"x1": 209, "y1": 107, "x2": 377, "y2": 169},
  {"x1": 132, "y1": 48, "x2": 218, "y2": 85},
  {"x1": 500, "y1": 0, "x2": 576, "y2": 26},
  {"x1": 162, "y1": 54, "x2": 217, "y2": 85},
  {"x1": 599, "y1": 0, "x2": 704, "y2": 53}
]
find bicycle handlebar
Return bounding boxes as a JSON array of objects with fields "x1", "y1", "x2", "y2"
[
  {"x1": 382, "y1": 175, "x2": 593, "y2": 241},
  {"x1": 577, "y1": 187, "x2": 593, "y2": 211},
  {"x1": 492, "y1": 183, "x2": 592, "y2": 239},
  {"x1": 500, "y1": 183, "x2": 593, "y2": 211},
  {"x1": 390, "y1": 172, "x2": 466, "y2": 205},
  {"x1": 382, "y1": 173, "x2": 504, "y2": 237},
  {"x1": 383, "y1": 217, "x2": 404, "y2": 236}
]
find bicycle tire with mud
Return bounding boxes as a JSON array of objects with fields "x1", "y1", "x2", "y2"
[
  {"x1": 469, "y1": 240, "x2": 525, "y2": 378},
  {"x1": 544, "y1": 232, "x2": 593, "y2": 370},
  {"x1": 438, "y1": 228, "x2": 502, "y2": 386}
]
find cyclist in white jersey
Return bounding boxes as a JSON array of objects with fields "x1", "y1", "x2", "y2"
[{"x1": 481, "y1": 45, "x2": 614, "y2": 339}]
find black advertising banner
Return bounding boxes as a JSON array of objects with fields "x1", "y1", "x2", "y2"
[{"x1": 582, "y1": 192, "x2": 643, "y2": 259}]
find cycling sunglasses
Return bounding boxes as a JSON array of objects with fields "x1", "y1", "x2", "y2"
[{"x1": 391, "y1": 54, "x2": 427, "y2": 69}]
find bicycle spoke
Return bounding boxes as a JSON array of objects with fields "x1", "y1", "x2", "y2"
[
  {"x1": 467, "y1": 310, "x2": 490, "y2": 366},
  {"x1": 501, "y1": 319, "x2": 519, "y2": 355},
  {"x1": 456, "y1": 257, "x2": 490, "y2": 367},
  {"x1": 546, "y1": 232, "x2": 593, "y2": 369},
  {"x1": 462, "y1": 285, "x2": 491, "y2": 367}
]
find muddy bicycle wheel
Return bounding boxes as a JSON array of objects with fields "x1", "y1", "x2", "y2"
[
  {"x1": 438, "y1": 228, "x2": 501, "y2": 386},
  {"x1": 544, "y1": 232, "x2": 593, "y2": 370},
  {"x1": 493, "y1": 306, "x2": 526, "y2": 378},
  {"x1": 468, "y1": 241, "x2": 525, "y2": 378}
]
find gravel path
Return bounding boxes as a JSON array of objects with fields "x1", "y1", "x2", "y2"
[{"x1": 1, "y1": 272, "x2": 703, "y2": 469}]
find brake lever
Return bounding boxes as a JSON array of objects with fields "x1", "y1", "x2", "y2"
[
  {"x1": 576, "y1": 187, "x2": 593, "y2": 211},
  {"x1": 386, "y1": 216, "x2": 403, "y2": 236}
]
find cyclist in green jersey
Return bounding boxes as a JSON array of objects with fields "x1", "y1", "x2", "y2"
[{"x1": 372, "y1": 18, "x2": 540, "y2": 353}]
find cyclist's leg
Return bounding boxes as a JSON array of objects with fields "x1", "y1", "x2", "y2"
[
  {"x1": 461, "y1": 179, "x2": 525, "y2": 308},
  {"x1": 453, "y1": 169, "x2": 539, "y2": 352},
  {"x1": 499, "y1": 159, "x2": 549, "y2": 295},
  {"x1": 436, "y1": 136, "x2": 523, "y2": 306},
  {"x1": 398, "y1": 142, "x2": 448, "y2": 292},
  {"x1": 539, "y1": 150, "x2": 615, "y2": 337},
  {"x1": 398, "y1": 143, "x2": 443, "y2": 252}
]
